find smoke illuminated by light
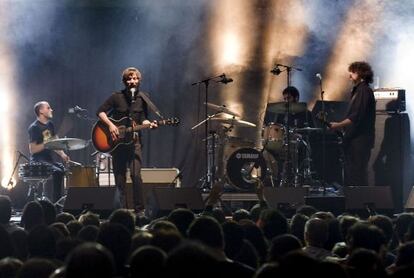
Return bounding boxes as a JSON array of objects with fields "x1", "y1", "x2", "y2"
[
  {"x1": 221, "y1": 33, "x2": 241, "y2": 66},
  {"x1": 264, "y1": 0, "x2": 308, "y2": 103},
  {"x1": 0, "y1": 3, "x2": 17, "y2": 189},
  {"x1": 208, "y1": 0, "x2": 255, "y2": 118},
  {"x1": 313, "y1": 0, "x2": 385, "y2": 105},
  {"x1": 209, "y1": 0, "x2": 252, "y2": 69}
]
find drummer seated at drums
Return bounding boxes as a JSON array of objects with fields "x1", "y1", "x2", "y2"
[
  {"x1": 264, "y1": 86, "x2": 314, "y2": 128},
  {"x1": 28, "y1": 101, "x2": 70, "y2": 203}
]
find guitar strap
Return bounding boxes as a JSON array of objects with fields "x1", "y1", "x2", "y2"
[{"x1": 138, "y1": 91, "x2": 164, "y2": 119}]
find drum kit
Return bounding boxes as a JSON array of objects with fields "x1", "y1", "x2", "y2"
[
  {"x1": 18, "y1": 138, "x2": 91, "y2": 204},
  {"x1": 196, "y1": 100, "x2": 323, "y2": 192}
]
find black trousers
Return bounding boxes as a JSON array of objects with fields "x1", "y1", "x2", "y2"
[
  {"x1": 111, "y1": 142, "x2": 143, "y2": 209},
  {"x1": 344, "y1": 136, "x2": 372, "y2": 186}
]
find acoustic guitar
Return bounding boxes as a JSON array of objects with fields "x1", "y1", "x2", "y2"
[{"x1": 92, "y1": 117, "x2": 179, "y2": 153}]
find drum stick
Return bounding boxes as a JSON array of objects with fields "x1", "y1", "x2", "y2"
[{"x1": 68, "y1": 160, "x2": 82, "y2": 166}]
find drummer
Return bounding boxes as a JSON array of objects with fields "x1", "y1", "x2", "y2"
[
  {"x1": 28, "y1": 101, "x2": 70, "y2": 203},
  {"x1": 264, "y1": 86, "x2": 314, "y2": 128}
]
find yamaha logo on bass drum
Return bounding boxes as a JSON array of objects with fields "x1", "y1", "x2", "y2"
[{"x1": 235, "y1": 152, "x2": 260, "y2": 159}]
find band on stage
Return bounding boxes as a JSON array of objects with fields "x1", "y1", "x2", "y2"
[{"x1": 22, "y1": 61, "x2": 376, "y2": 211}]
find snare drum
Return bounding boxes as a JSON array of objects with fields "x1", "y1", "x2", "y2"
[
  {"x1": 67, "y1": 166, "x2": 97, "y2": 187},
  {"x1": 18, "y1": 163, "x2": 52, "y2": 181}
]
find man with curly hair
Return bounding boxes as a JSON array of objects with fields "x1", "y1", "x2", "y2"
[{"x1": 329, "y1": 61, "x2": 376, "y2": 186}]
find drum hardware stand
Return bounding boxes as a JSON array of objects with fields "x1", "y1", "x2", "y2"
[
  {"x1": 271, "y1": 63, "x2": 303, "y2": 187},
  {"x1": 191, "y1": 74, "x2": 233, "y2": 191},
  {"x1": 54, "y1": 160, "x2": 83, "y2": 208},
  {"x1": 300, "y1": 135, "x2": 318, "y2": 186},
  {"x1": 25, "y1": 177, "x2": 52, "y2": 202},
  {"x1": 192, "y1": 111, "x2": 225, "y2": 192},
  {"x1": 255, "y1": 143, "x2": 276, "y2": 187}
]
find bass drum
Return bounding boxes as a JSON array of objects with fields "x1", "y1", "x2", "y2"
[
  {"x1": 225, "y1": 148, "x2": 268, "y2": 191},
  {"x1": 67, "y1": 166, "x2": 97, "y2": 187}
]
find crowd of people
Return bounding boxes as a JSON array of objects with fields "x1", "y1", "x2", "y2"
[{"x1": 1, "y1": 182, "x2": 414, "y2": 278}]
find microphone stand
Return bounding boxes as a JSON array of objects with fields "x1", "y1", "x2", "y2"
[
  {"x1": 272, "y1": 64, "x2": 302, "y2": 187},
  {"x1": 191, "y1": 74, "x2": 230, "y2": 191},
  {"x1": 5, "y1": 151, "x2": 30, "y2": 189},
  {"x1": 318, "y1": 77, "x2": 328, "y2": 195}
]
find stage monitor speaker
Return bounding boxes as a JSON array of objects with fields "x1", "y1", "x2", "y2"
[
  {"x1": 145, "y1": 187, "x2": 204, "y2": 219},
  {"x1": 263, "y1": 187, "x2": 307, "y2": 214},
  {"x1": 305, "y1": 196, "x2": 345, "y2": 215},
  {"x1": 404, "y1": 187, "x2": 414, "y2": 210},
  {"x1": 344, "y1": 186, "x2": 394, "y2": 212},
  {"x1": 63, "y1": 187, "x2": 117, "y2": 217}
]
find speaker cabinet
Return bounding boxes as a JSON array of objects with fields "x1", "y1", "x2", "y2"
[
  {"x1": 368, "y1": 113, "x2": 411, "y2": 212},
  {"x1": 63, "y1": 187, "x2": 117, "y2": 217},
  {"x1": 344, "y1": 186, "x2": 394, "y2": 213},
  {"x1": 263, "y1": 187, "x2": 307, "y2": 216},
  {"x1": 405, "y1": 187, "x2": 414, "y2": 210},
  {"x1": 305, "y1": 196, "x2": 346, "y2": 215},
  {"x1": 145, "y1": 188, "x2": 204, "y2": 219}
]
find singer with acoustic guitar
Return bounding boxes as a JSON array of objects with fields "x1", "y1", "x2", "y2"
[{"x1": 96, "y1": 67, "x2": 158, "y2": 212}]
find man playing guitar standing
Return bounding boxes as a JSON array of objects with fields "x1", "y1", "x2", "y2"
[
  {"x1": 97, "y1": 67, "x2": 157, "y2": 211},
  {"x1": 329, "y1": 61, "x2": 376, "y2": 186}
]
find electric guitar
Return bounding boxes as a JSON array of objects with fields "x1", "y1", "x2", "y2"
[
  {"x1": 315, "y1": 112, "x2": 346, "y2": 145},
  {"x1": 92, "y1": 117, "x2": 180, "y2": 153}
]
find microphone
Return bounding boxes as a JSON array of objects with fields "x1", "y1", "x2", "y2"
[
  {"x1": 316, "y1": 73, "x2": 322, "y2": 80},
  {"x1": 218, "y1": 74, "x2": 233, "y2": 84},
  {"x1": 130, "y1": 87, "x2": 136, "y2": 99},
  {"x1": 270, "y1": 66, "x2": 282, "y2": 75},
  {"x1": 68, "y1": 105, "x2": 87, "y2": 114}
]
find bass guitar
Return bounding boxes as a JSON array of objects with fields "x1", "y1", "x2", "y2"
[{"x1": 92, "y1": 117, "x2": 179, "y2": 153}]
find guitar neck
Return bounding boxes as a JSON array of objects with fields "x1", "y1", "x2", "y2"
[{"x1": 127, "y1": 120, "x2": 169, "y2": 133}]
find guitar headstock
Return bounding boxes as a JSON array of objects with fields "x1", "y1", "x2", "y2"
[{"x1": 159, "y1": 117, "x2": 180, "y2": 126}]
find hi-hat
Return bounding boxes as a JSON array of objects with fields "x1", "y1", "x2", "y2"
[
  {"x1": 205, "y1": 102, "x2": 240, "y2": 117},
  {"x1": 266, "y1": 102, "x2": 307, "y2": 114},
  {"x1": 210, "y1": 117, "x2": 256, "y2": 128},
  {"x1": 45, "y1": 138, "x2": 88, "y2": 151}
]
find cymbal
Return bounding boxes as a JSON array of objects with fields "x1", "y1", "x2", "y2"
[
  {"x1": 205, "y1": 102, "x2": 240, "y2": 117},
  {"x1": 266, "y1": 102, "x2": 307, "y2": 114},
  {"x1": 294, "y1": 127, "x2": 323, "y2": 133},
  {"x1": 210, "y1": 118, "x2": 256, "y2": 128},
  {"x1": 45, "y1": 138, "x2": 88, "y2": 151}
]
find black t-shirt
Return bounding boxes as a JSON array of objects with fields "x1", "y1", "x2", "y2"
[
  {"x1": 28, "y1": 120, "x2": 55, "y2": 162},
  {"x1": 96, "y1": 89, "x2": 148, "y2": 124},
  {"x1": 344, "y1": 81, "x2": 376, "y2": 147}
]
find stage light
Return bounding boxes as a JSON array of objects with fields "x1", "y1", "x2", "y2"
[
  {"x1": 1, "y1": 177, "x2": 16, "y2": 190},
  {"x1": 0, "y1": 4, "x2": 17, "y2": 190}
]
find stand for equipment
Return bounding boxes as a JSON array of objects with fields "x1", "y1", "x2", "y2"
[{"x1": 191, "y1": 74, "x2": 231, "y2": 191}]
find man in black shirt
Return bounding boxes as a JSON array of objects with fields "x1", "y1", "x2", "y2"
[
  {"x1": 28, "y1": 101, "x2": 69, "y2": 202},
  {"x1": 97, "y1": 67, "x2": 157, "y2": 211},
  {"x1": 264, "y1": 86, "x2": 314, "y2": 128},
  {"x1": 329, "y1": 61, "x2": 376, "y2": 186}
]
